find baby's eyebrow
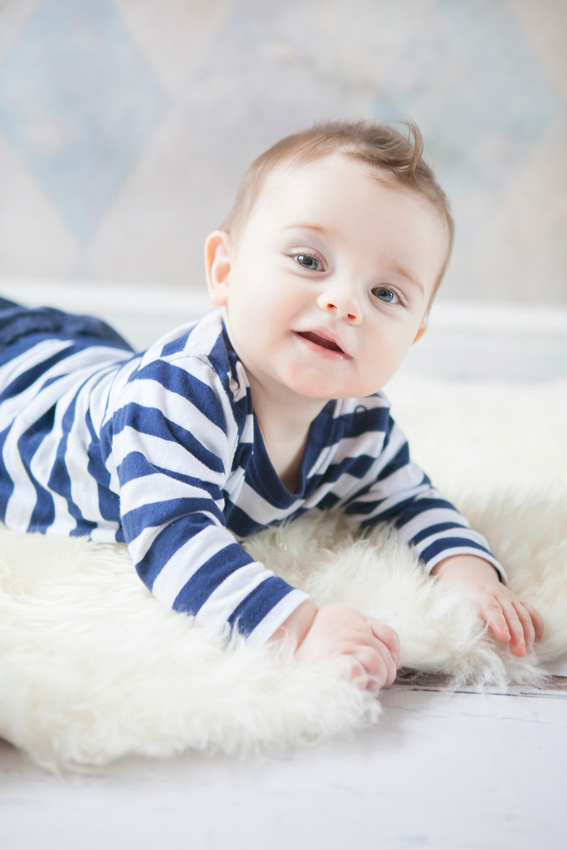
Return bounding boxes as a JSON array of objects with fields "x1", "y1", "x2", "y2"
[
  {"x1": 284, "y1": 223, "x2": 329, "y2": 235},
  {"x1": 391, "y1": 266, "x2": 425, "y2": 296}
]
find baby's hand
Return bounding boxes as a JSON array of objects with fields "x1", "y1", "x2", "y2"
[
  {"x1": 432, "y1": 556, "x2": 544, "y2": 657},
  {"x1": 294, "y1": 603, "x2": 400, "y2": 689}
]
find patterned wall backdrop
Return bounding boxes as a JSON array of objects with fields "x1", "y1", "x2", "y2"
[{"x1": 0, "y1": 0, "x2": 565, "y2": 303}]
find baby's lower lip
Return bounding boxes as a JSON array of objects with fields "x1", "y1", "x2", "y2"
[{"x1": 293, "y1": 331, "x2": 352, "y2": 360}]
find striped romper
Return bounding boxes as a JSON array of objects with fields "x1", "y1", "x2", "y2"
[{"x1": 0, "y1": 299, "x2": 502, "y2": 643}]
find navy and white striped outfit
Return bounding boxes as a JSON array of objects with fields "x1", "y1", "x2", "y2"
[{"x1": 0, "y1": 300, "x2": 503, "y2": 644}]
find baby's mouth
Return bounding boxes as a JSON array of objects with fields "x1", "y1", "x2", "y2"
[
  {"x1": 297, "y1": 331, "x2": 343, "y2": 353},
  {"x1": 294, "y1": 330, "x2": 350, "y2": 357}
]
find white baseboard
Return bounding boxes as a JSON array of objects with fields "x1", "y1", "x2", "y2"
[
  {"x1": 0, "y1": 279, "x2": 212, "y2": 351},
  {"x1": 1, "y1": 279, "x2": 566, "y2": 382}
]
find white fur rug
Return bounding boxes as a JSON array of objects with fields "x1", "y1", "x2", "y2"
[{"x1": 0, "y1": 374, "x2": 565, "y2": 771}]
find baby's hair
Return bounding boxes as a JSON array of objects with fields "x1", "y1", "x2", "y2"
[{"x1": 221, "y1": 120, "x2": 454, "y2": 295}]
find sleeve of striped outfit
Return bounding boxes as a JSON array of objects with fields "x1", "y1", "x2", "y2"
[
  {"x1": 343, "y1": 412, "x2": 506, "y2": 582},
  {"x1": 110, "y1": 355, "x2": 309, "y2": 644}
]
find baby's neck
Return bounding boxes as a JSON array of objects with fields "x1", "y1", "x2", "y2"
[
  {"x1": 260, "y1": 423, "x2": 309, "y2": 493},
  {"x1": 248, "y1": 377, "x2": 328, "y2": 493}
]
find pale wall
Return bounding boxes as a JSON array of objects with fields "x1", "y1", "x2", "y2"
[{"x1": 0, "y1": 0, "x2": 565, "y2": 305}]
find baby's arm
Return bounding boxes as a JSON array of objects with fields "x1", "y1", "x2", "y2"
[
  {"x1": 111, "y1": 355, "x2": 310, "y2": 642},
  {"x1": 431, "y1": 555, "x2": 544, "y2": 656},
  {"x1": 338, "y1": 404, "x2": 543, "y2": 658},
  {"x1": 271, "y1": 600, "x2": 400, "y2": 690}
]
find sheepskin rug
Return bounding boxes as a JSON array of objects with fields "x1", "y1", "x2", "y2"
[{"x1": 0, "y1": 374, "x2": 565, "y2": 771}]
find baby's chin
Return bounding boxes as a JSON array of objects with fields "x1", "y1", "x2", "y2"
[{"x1": 287, "y1": 383, "x2": 385, "y2": 403}]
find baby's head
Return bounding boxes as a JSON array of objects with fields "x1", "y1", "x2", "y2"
[
  {"x1": 206, "y1": 120, "x2": 454, "y2": 401},
  {"x1": 220, "y1": 120, "x2": 453, "y2": 301}
]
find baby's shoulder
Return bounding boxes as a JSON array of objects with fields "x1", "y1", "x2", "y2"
[{"x1": 130, "y1": 311, "x2": 249, "y2": 418}]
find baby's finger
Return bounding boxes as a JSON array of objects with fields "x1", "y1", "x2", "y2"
[
  {"x1": 373, "y1": 639, "x2": 399, "y2": 686},
  {"x1": 513, "y1": 599, "x2": 537, "y2": 652},
  {"x1": 480, "y1": 597, "x2": 511, "y2": 644},
  {"x1": 352, "y1": 643, "x2": 396, "y2": 688},
  {"x1": 526, "y1": 603, "x2": 544, "y2": 644},
  {"x1": 351, "y1": 645, "x2": 389, "y2": 688},
  {"x1": 341, "y1": 656, "x2": 369, "y2": 690},
  {"x1": 367, "y1": 619, "x2": 401, "y2": 666},
  {"x1": 500, "y1": 600, "x2": 528, "y2": 657}
]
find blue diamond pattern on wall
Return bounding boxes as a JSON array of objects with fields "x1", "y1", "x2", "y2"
[
  {"x1": 374, "y1": 0, "x2": 560, "y2": 243},
  {"x1": 0, "y1": 0, "x2": 169, "y2": 244}
]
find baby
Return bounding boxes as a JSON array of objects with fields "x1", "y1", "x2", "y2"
[{"x1": 0, "y1": 120, "x2": 542, "y2": 689}]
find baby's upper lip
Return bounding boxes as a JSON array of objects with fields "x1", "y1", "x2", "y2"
[{"x1": 293, "y1": 327, "x2": 351, "y2": 357}]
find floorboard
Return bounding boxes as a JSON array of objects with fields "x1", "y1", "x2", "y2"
[{"x1": 2, "y1": 669, "x2": 566, "y2": 850}]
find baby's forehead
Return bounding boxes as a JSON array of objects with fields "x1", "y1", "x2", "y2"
[
  {"x1": 249, "y1": 153, "x2": 393, "y2": 218},
  {"x1": 248, "y1": 153, "x2": 433, "y2": 227},
  {"x1": 262, "y1": 152, "x2": 380, "y2": 192}
]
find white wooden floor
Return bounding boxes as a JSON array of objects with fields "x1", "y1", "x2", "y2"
[{"x1": 1, "y1": 670, "x2": 566, "y2": 850}]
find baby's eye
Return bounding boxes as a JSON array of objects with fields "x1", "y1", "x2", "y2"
[
  {"x1": 294, "y1": 253, "x2": 321, "y2": 271},
  {"x1": 372, "y1": 286, "x2": 400, "y2": 304}
]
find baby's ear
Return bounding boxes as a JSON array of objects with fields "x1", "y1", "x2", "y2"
[
  {"x1": 413, "y1": 322, "x2": 427, "y2": 344},
  {"x1": 204, "y1": 230, "x2": 232, "y2": 306}
]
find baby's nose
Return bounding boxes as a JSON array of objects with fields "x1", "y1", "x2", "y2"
[{"x1": 317, "y1": 289, "x2": 361, "y2": 324}]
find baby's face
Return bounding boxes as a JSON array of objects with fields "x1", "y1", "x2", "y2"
[{"x1": 208, "y1": 154, "x2": 449, "y2": 405}]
